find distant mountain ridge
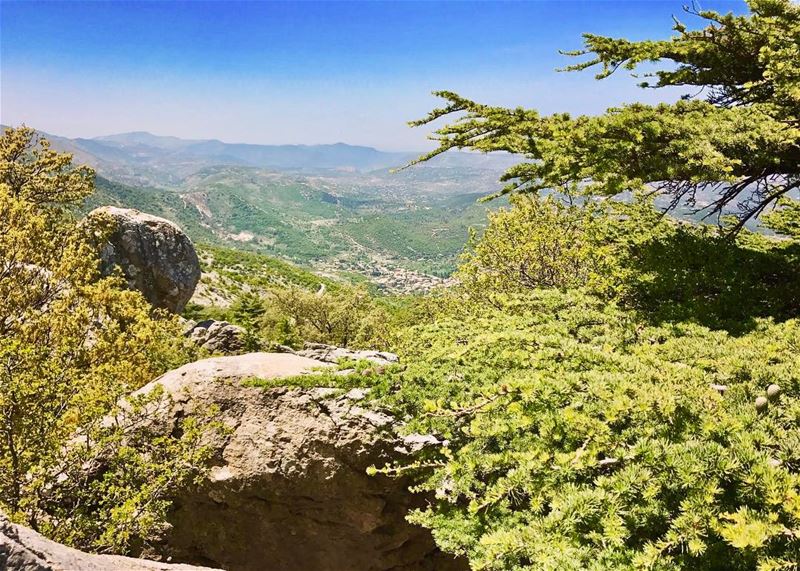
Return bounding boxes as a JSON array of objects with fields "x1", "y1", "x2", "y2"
[
  {"x1": 94, "y1": 131, "x2": 207, "y2": 149},
  {"x1": 89, "y1": 130, "x2": 416, "y2": 171},
  {"x1": 2, "y1": 126, "x2": 416, "y2": 184},
  {"x1": 1, "y1": 125, "x2": 520, "y2": 283},
  {"x1": 1, "y1": 125, "x2": 519, "y2": 189}
]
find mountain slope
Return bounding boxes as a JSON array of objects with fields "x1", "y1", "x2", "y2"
[
  {"x1": 2, "y1": 126, "x2": 517, "y2": 187},
  {"x1": 6, "y1": 125, "x2": 514, "y2": 288},
  {"x1": 87, "y1": 169, "x2": 504, "y2": 288}
]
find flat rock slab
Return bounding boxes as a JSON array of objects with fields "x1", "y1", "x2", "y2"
[
  {"x1": 1, "y1": 513, "x2": 221, "y2": 571},
  {"x1": 144, "y1": 352, "x2": 331, "y2": 395}
]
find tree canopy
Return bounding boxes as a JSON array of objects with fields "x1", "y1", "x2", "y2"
[
  {"x1": 409, "y1": 0, "x2": 800, "y2": 231},
  {"x1": 0, "y1": 127, "x2": 212, "y2": 551}
]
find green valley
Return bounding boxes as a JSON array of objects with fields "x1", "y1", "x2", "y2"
[{"x1": 83, "y1": 159, "x2": 510, "y2": 291}]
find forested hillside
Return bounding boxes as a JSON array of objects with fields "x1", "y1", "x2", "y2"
[
  {"x1": 84, "y1": 167, "x2": 506, "y2": 286},
  {"x1": 1, "y1": 124, "x2": 516, "y2": 287}
]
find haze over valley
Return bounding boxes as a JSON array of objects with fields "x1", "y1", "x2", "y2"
[{"x1": 22, "y1": 127, "x2": 520, "y2": 291}]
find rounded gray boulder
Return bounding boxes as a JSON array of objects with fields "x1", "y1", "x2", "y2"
[
  {"x1": 185, "y1": 319, "x2": 248, "y2": 354},
  {"x1": 89, "y1": 206, "x2": 200, "y2": 313}
]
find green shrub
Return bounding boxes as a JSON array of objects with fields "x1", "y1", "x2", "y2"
[
  {"x1": 369, "y1": 290, "x2": 800, "y2": 570},
  {"x1": 261, "y1": 285, "x2": 394, "y2": 349},
  {"x1": 456, "y1": 194, "x2": 621, "y2": 301},
  {"x1": 0, "y1": 127, "x2": 213, "y2": 553},
  {"x1": 457, "y1": 195, "x2": 800, "y2": 332}
]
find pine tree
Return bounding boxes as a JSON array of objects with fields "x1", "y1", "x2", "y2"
[{"x1": 409, "y1": 0, "x2": 800, "y2": 232}]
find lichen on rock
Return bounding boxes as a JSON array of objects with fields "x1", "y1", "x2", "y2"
[{"x1": 88, "y1": 206, "x2": 201, "y2": 313}]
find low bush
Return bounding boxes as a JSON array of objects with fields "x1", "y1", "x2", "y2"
[{"x1": 367, "y1": 290, "x2": 800, "y2": 570}]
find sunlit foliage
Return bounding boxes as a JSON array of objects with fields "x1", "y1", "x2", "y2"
[
  {"x1": 0, "y1": 127, "x2": 211, "y2": 552},
  {"x1": 368, "y1": 291, "x2": 800, "y2": 571},
  {"x1": 409, "y1": 0, "x2": 800, "y2": 232}
]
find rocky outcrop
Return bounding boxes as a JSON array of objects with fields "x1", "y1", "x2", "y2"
[
  {"x1": 89, "y1": 206, "x2": 201, "y2": 313},
  {"x1": 134, "y1": 353, "x2": 465, "y2": 571},
  {"x1": 0, "y1": 512, "x2": 221, "y2": 571},
  {"x1": 296, "y1": 342, "x2": 399, "y2": 366},
  {"x1": 185, "y1": 319, "x2": 247, "y2": 354}
]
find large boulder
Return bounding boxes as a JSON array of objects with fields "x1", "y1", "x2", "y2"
[
  {"x1": 185, "y1": 319, "x2": 247, "y2": 354},
  {"x1": 0, "y1": 512, "x2": 221, "y2": 571},
  {"x1": 133, "y1": 353, "x2": 465, "y2": 571},
  {"x1": 89, "y1": 206, "x2": 200, "y2": 313}
]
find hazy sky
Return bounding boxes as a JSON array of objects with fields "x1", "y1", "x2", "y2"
[{"x1": 2, "y1": 0, "x2": 746, "y2": 151}]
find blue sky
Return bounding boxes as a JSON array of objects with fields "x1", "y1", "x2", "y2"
[{"x1": 1, "y1": 0, "x2": 746, "y2": 151}]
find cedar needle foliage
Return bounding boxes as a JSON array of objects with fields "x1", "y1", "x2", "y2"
[
  {"x1": 364, "y1": 2, "x2": 800, "y2": 568},
  {"x1": 407, "y1": 0, "x2": 800, "y2": 233},
  {"x1": 372, "y1": 291, "x2": 800, "y2": 570}
]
